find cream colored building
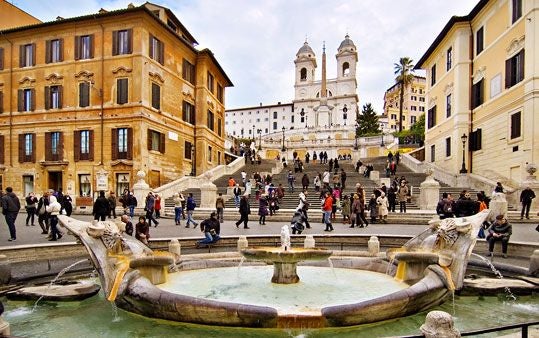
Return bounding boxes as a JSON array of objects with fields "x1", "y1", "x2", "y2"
[
  {"x1": 383, "y1": 75, "x2": 426, "y2": 131},
  {"x1": 416, "y1": 0, "x2": 538, "y2": 185},
  {"x1": 0, "y1": 2, "x2": 232, "y2": 205}
]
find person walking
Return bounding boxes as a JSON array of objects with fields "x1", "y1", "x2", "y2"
[
  {"x1": 25, "y1": 192, "x2": 38, "y2": 226},
  {"x1": 154, "y1": 194, "x2": 162, "y2": 219},
  {"x1": 287, "y1": 170, "x2": 295, "y2": 193},
  {"x1": 143, "y1": 192, "x2": 158, "y2": 227},
  {"x1": 235, "y1": 195, "x2": 251, "y2": 229},
  {"x1": 233, "y1": 184, "x2": 242, "y2": 208},
  {"x1": 340, "y1": 169, "x2": 347, "y2": 190},
  {"x1": 322, "y1": 191, "x2": 334, "y2": 232},
  {"x1": 127, "y1": 192, "x2": 137, "y2": 218},
  {"x1": 301, "y1": 173, "x2": 310, "y2": 191},
  {"x1": 63, "y1": 194, "x2": 73, "y2": 216},
  {"x1": 387, "y1": 185, "x2": 397, "y2": 212},
  {"x1": 341, "y1": 195, "x2": 351, "y2": 224},
  {"x1": 297, "y1": 189, "x2": 311, "y2": 229},
  {"x1": 397, "y1": 182, "x2": 409, "y2": 213},
  {"x1": 185, "y1": 193, "x2": 198, "y2": 228},
  {"x1": 178, "y1": 192, "x2": 186, "y2": 219},
  {"x1": 173, "y1": 193, "x2": 183, "y2": 225},
  {"x1": 37, "y1": 191, "x2": 50, "y2": 235},
  {"x1": 520, "y1": 187, "x2": 535, "y2": 220},
  {"x1": 368, "y1": 194, "x2": 378, "y2": 224},
  {"x1": 350, "y1": 194, "x2": 364, "y2": 228},
  {"x1": 107, "y1": 191, "x2": 117, "y2": 219},
  {"x1": 92, "y1": 191, "x2": 109, "y2": 221},
  {"x1": 487, "y1": 214, "x2": 512, "y2": 258},
  {"x1": 313, "y1": 173, "x2": 321, "y2": 192},
  {"x1": 46, "y1": 195, "x2": 62, "y2": 241},
  {"x1": 215, "y1": 193, "x2": 225, "y2": 223},
  {"x1": 258, "y1": 194, "x2": 268, "y2": 225},
  {"x1": 377, "y1": 192, "x2": 389, "y2": 223},
  {"x1": 1, "y1": 187, "x2": 20, "y2": 241}
]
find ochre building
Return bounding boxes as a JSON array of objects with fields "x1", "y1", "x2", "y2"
[
  {"x1": 382, "y1": 75, "x2": 426, "y2": 132},
  {"x1": 0, "y1": 2, "x2": 232, "y2": 206}
]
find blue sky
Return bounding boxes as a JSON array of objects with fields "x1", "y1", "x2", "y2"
[{"x1": 12, "y1": 0, "x2": 476, "y2": 113}]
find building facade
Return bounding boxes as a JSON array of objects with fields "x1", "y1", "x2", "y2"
[
  {"x1": 224, "y1": 102, "x2": 293, "y2": 139},
  {"x1": 0, "y1": 2, "x2": 232, "y2": 205},
  {"x1": 416, "y1": 0, "x2": 537, "y2": 185},
  {"x1": 382, "y1": 75, "x2": 426, "y2": 131}
]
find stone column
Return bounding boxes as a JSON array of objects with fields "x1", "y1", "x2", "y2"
[
  {"x1": 419, "y1": 168, "x2": 440, "y2": 210},
  {"x1": 133, "y1": 170, "x2": 150, "y2": 213},
  {"x1": 200, "y1": 173, "x2": 218, "y2": 209}
]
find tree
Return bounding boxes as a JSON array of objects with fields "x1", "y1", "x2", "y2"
[
  {"x1": 394, "y1": 57, "x2": 415, "y2": 132},
  {"x1": 393, "y1": 113, "x2": 425, "y2": 145},
  {"x1": 357, "y1": 103, "x2": 381, "y2": 136}
]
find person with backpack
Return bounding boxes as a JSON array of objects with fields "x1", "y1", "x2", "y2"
[
  {"x1": 185, "y1": 193, "x2": 198, "y2": 228},
  {"x1": 436, "y1": 193, "x2": 454, "y2": 219}
]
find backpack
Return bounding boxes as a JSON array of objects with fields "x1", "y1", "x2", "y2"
[{"x1": 443, "y1": 201, "x2": 453, "y2": 213}]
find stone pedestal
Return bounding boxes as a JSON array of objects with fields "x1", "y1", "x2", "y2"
[
  {"x1": 200, "y1": 182, "x2": 218, "y2": 209},
  {"x1": 379, "y1": 178, "x2": 390, "y2": 188},
  {"x1": 133, "y1": 170, "x2": 150, "y2": 213},
  {"x1": 368, "y1": 236, "x2": 380, "y2": 256},
  {"x1": 419, "y1": 168, "x2": 440, "y2": 210},
  {"x1": 226, "y1": 187, "x2": 235, "y2": 197},
  {"x1": 168, "y1": 239, "x2": 181, "y2": 262},
  {"x1": 489, "y1": 193, "x2": 508, "y2": 222},
  {"x1": 420, "y1": 311, "x2": 461, "y2": 338},
  {"x1": 455, "y1": 173, "x2": 469, "y2": 188},
  {"x1": 304, "y1": 235, "x2": 315, "y2": 249},
  {"x1": 370, "y1": 170, "x2": 379, "y2": 181},
  {"x1": 237, "y1": 236, "x2": 248, "y2": 251},
  {"x1": 529, "y1": 249, "x2": 539, "y2": 277}
]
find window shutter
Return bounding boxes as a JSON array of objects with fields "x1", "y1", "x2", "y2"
[
  {"x1": 74, "y1": 36, "x2": 81, "y2": 60},
  {"x1": 0, "y1": 48, "x2": 4, "y2": 70},
  {"x1": 147, "y1": 129, "x2": 152, "y2": 151},
  {"x1": 0, "y1": 91, "x2": 3, "y2": 113},
  {"x1": 17, "y1": 89, "x2": 23, "y2": 112},
  {"x1": 88, "y1": 130, "x2": 94, "y2": 161},
  {"x1": 152, "y1": 83, "x2": 160, "y2": 109},
  {"x1": 18, "y1": 134, "x2": 24, "y2": 163},
  {"x1": 127, "y1": 128, "x2": 133, "y2": 160},
  {"x1": 44, "y1": 86, "x2": 50, "y2": 110},
  {"x1": 505, "y1": 58, "x2": 511, "y2": 88},
  {"x1": 74, "y1": 130, "x2": 80, "y2": 162},
  {"x1": 30, "y1": 88, "x2": 36, "y2": 111},
  {"x1": 158, "y1": 41, "x2": 164, "y2": 65},
  {"x1": 127, "y1": 29, "x2": 133, "y2": 54},
  {"x1": 111, "y1": 128, "x2": 118, "y2": 160},
  {"x1": 31, "y1": 43, "x2": 36, "y2": 66},
  {"x1": 112, "y1": 31, "x2": 118, "y2": 56},
  {"x1": 0, "y1": 135, "x2": 4, "y2": 164},
  {"x1": 31, "y1": 133, "x2": 36, "y2": 163},
  {"x1": 19, "y1": 45, "x2": 24, "y2": 68},
  {"x1": 58, "y1": 85, "x2": 63, "y2": 109},
  {"x1": 58, "y1": 132, "x2": 64, "y2": 161},
  {"x1": 80, "y1": 82, "x2": 89, "y2": 107},
  {"x1": 159, "y1": 132, "x2": 165, "y2": 153},
  {"x1": 45, "y1": 40, "x2": 51, "y2": 63},
  {"x1": 89, "y1": 34, "x2": 95, "y2": 59},
  {"x1": 149, "y1": 34, "x2": 154, "y2": 59},
  {"x1": 59, "y1": 38, "x2": 64, "y2": 62},
  {"x1": 45, "y1": 132, "x2": 52, "y2": 161}
]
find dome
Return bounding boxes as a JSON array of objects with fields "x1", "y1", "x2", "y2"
[
  {"x1": 338, "y1": 34, "x2": 356, "y2": 52},
  {"x1": 296, "y1": 41, "x2": 315, "y2": 57}
]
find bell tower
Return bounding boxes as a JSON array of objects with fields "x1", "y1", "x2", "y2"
[
  {"x1": 294, "y1": 40, "x2": 317, "y2": 86},
  {"x1": 336, "y1": 34, "x2": 358, "y2": 82}
]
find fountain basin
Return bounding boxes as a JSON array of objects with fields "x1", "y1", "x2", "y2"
[{"x1": 6, "y1": 280, "x2": 100, "y2": 301}]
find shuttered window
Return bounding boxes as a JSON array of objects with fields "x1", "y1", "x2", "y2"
[
  {"x1": 75, "y1": 35, "x2": 94, "y2": 60},
  {"x1": 427, "y1": 106, "x2": 436, "y2": 129},
  {"x1": 207, "y1": 72, "x2": 214, "y2": 93},
  {"x1": 19, "y1": 43, "x2": 36, "y2": 68},
  {"x1": 182, "y1": 59, "x2": 195, "y2": 84},
  {"x1": 217, "y1": 84, "x2": 223, "y2": 102},
  {"x1": 112, "y1": 29, "x2": 133, "y2": 56},
  {"x1": 445, "y1": 137, "x2": 451, "y2": 157},
  {"x1": 185, "y1": 141, "x2": 192, "y2": 159},
  {"x1": 112, "y1": 128, "x2": 133, "y2": 160},
  {"x1": 430, "y1": 64, "x2": 436, "y2": 86},
  {"x1": 149, "y1": 34, "x2": 164, "y2": 65},
  {"x1": 207, "y1": 110, "x2": 214, "y2": 131},
  {"x1": 182, "y1": 101, "x2": 195, "y2": 124},
  {"x1": 45, "y1": 85, "x2": 63, "y2": 110},
  {"x1": 74, "y1": 130, "x2": 93, "y2": 161},
  {"x1": 512, "y1": 0, "x2": 522, "y2": 23},
  {"x1": 505, "y1": 49, "x2": 525, "y2": 89},
  {"x1": 217, "y1": 118, "x2": 222, "y2": 137},
  {"x1": 446, "y1": 94, "x2": 452, "y2": 118},
  {"x1": 117, "y1": 78, "x2": 128, "y2": 104},
  {"x1": 45, "y1": 131, "x2": 63, "y2": 161},
  {"x1": 471, "y1": 79, "x2": 484, "y2": 109},
  {"x1": 151, "y1": 83, "x2": 160, "y2": 110},
  {"x1": 0, "y1": 48, "x2": 4, "y2": 70},
  {"x1": 79, "y1": 82, "x2": 90, "y2": 107},
  {"x1": 0, "y1": 91, "x2": 3, "y2": 114},
  {"x1": 147, "y1": 129, "x2": 165, "y2": 153},
  {"x1": 45, "y1": 39, "x2": 63, "y2": 63},
  {"x1": 18, "y1": 133, "x2": 35, "y2": 163},
  {"x1": 18, "y1": 88, "x2": 35, "y2": 112},
  {"x1": 0, "y1": 135, "x2": 4, "y2": 164},
  {"x1": 469, "y1": 129, "x2": 482, "y2": 151},
  {"x1": 510, "y1": 111, "x2": 521, "y2": 139},
  {"x1": 476, "y1": 27, "x2": 484, "y2": 55}
]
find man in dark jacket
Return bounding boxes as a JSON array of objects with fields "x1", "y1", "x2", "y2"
[
  {"x1": 235, "y1": 195, "x2": 250, "y2": 229},
  {"x1": 1, "y1": 187, "x2": 20, "y2": 241},
  {"x1": 92, "y1": 191, "x2": 109, "y2": 221},
  {"x1": 196, "y1": 212, "x2": 221, "y2": 247},
  {"x1": 487, "y1": 214, "x2": 512, "y2": 258},
  {"x1": 520, "y1": 187, "x2": 536, "y2": 219}
]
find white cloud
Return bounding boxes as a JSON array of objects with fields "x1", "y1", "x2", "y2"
[{"x1": 14, "y1": 0, "x2": 475, "y2": 113}]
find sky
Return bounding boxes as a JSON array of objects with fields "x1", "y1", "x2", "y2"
[{"x1": 12, "y1": 0, "x2": 477, "y2": 114}]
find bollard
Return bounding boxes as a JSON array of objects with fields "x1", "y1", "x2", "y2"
[
  {"x1": 368, "y1": 236, "x2": 380, "y2": 256},
  {"x1": 168, "y1": 239, "x2": 181, "y2": 262},
  {"x1": 304, "y1": 235, "x2": 315, "y2": 249},
  {"x1": 420, "y1": 311, "x2": 461, "y2": 338},
  {"x1": 237, "y1": 236, "x2": 248, "y2": 251}
]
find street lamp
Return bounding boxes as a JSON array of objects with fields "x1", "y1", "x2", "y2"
[
  {"x1": 343, "y1": 104, "x2": 348, "y2": 125},
  {"x1": 380, "y1": 132, "x2": 385, "y2": 147},
  {"x1": 190, "y1": 146, "x2": 195, "y2": 176},
  {"x1": 353, "y1": 123, "x2": 358, "y2": 150},
  {"x1": 257, "y1": 128, "x2": 262, "y2": 150},
  {"x1": 460, "y1": 133, "x2": 468, "y2": 173},
  {"x1": 299, "y1": 108, "x2": 306, "y2": 128},
  {"x1": 281, "y1": 126, "x2": 286, "y2": 152}
]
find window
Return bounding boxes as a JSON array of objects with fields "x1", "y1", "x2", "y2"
[
  {"x1": 116, "y1": 173, "x2": 130, "y2": 196},
  {"x1": 217, "y1": 119, "x2": 222, "y2": 137},
  {"x1": 79, "y1": 82, "x2": 90, "y2": 107},
  {"x1": 151, "y1": 83, "x2": 160, "y2": 110},
  {"x1": 446, "y1": 94, "x2": 452, "y2": 117},
  {"x1": 19, "y1": 133, "x2": 35, "y2": 163},
  {"x1": 208, "y1": 146, "x2": 212, "y2": 162},
  {"x1": 149, "y1": 34, "x2": 164, "y2": 65},
  {"x1": 342, "y1": 62, "x2": 350, "y2": 76},
  {"x1": 430, "y1": 145, "x2": 435, "y2": 162},
  {"x1": 147, "y1": 129, "x2": 165, "y2": 153},
  {"x1": 300, "y1": 68, "x2": 307, "y2": 81},
  {"x1": 45, "y1": 131, "x2": 62, "y2": 161},
  {"x1": 217, "y1": 84, "x2": 223, "y2": 102},
  {"x1": 410, "y1": 116, "x2": 417, "y2": 124},
  {"x1": 182, "y1": 59, "x2": 195, "y2": 84},
  {"x1": 19, "y1": 43, "x2": 35, "y2": 68},
  {"x1": 75, "y1": 35, "x2": 94, "y2": 60},
  {"x1": 117, "y1": 78, "x2": 128, "y2": 104},
  {"x1": 79, "y1": 174, "x2": 92, "y2": 197},
  {"x1": 419, "y1": 106, "x2": 425, "y2": 112},
  {"x1": 427, "y1": 106, "x2": 437, "y2": 129},
  {"x1": 182, "y1": 101, "x2": 195, "y2": 124},
  {"x1": 391, "y1": 114, "x2": 397, "y2": 120},
  {"x1": 46, "y1": 39, "x2": 63, "y2": 63},
  {"x1": 273, "y1": 111, "x2": 278, "y2": 119},
  {"x1": 446, "y1": 47, "x2": 452, "y2": 71},
  {"x1": 0, "y1": 48, "x2": 4, "y2": 70},
  {"x1": 512, "y1": 0, "x2": 522, "y2": 23},
  {"x1": 112, "y1": 29, "x2": 132, "y2": 55},
  {"x1": 476, "y1": 27, "x2": 484, "y2": 55},
  {"x1": 505, "y1": 49, "x2": 525, "y2": 88},
  {"x1": 0, "y1": 135, "x2": 4, "y2": 164},
  {"x1": 419, "y1": 97, "x2": 425, "y2": 102},
  {"x1": 510, "y1": 111, "x2": 521, "y2": 139},
  {"x1": 469, "y1": 128, "x2": 482, "y2": 151},
  {"x1": 471, "y1": 79, "x2": 484, "y2": 109},
  {"x1": 291, "y1": 115, "x2": 294, "y2": 123},
  {"x1": 273, "y1": 122, "x2": 277, "y2": 130},
  {"x1": 430, "y1": 64, "x2": 436, "y2": 86},
  {"x1": 0, "y1": 91, "x2": 3, "y2": 114},
  {"x1": 17, "y1": 88, "x2": 35, "y2": 112},
  {"x1": 411, "y1": 106, "x2": 417, "y2": 111},
  {"x1": 185, "y1": 141, "x2": 193, "y2": 159},
  {"x1": 74, "y1": 130, "x2": 93, "y2": 161},
  {"x1": 45, "y1": 85, "x2": 63, "y2": 109},
  {"x1": 112, "y1": 128, "x2": 132, "y2": 160},
  {"x1": 445, "y1": 137, "x2": 451, "y2": 157},
  {"x1": 207, "y1": 72, "x2": 214, "y2": 93}
]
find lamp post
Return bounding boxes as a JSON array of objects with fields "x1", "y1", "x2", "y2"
[
  {"x1": 460, "y1": 133, "x2": 468, "y2": 173},
  {"x1": 281, "y1": 126, "x2": 286, "y2": 152},
  {"x1": 343, "y1": 104, "x2": 348, "y2": 125},
  {"x1": 257, "y1": 128, "x2": 262, "y2": 150},
  {"x1": 380, "y1": 132, "x2": 385, "y2": 147},
  {"x1": 354, "y1": 123, "x2": 358, "y2": 150},
  {"x1": 190, "y1": 147, "x2": 195, "y2": 176},
  {"x1": 300, "y1": 108, "x2": 306, "y2": 128}
]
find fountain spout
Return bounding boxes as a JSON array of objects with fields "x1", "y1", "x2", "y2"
[{"x1": 281, "y1": 225, "x2": 291, "y2": 251}]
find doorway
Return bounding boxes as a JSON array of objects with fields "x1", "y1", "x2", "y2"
[
  {"x1": 48, "y1": 171, "x2": 63, "y2": 192},
  {"x1": 23, "y1": 175, "x2": 34, "y2": 196}
]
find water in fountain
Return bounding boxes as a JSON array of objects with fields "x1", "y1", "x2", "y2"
[
  {"x1": 32, "y1": 258, "x2": 89, "y2": 311},
  {"x1": 237, "y1": 256, "x2": 245, "y2": 276},
  {"x1": 471, "y1": 253, "x2": 517, "y2": 301},
  {"x1": 327, "y1": 258, "x2": 337, "y2": 278}
]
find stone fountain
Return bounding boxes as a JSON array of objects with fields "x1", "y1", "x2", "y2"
[{"x1": 57, "y1": 210, "x2": 491, "y2": 328}]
